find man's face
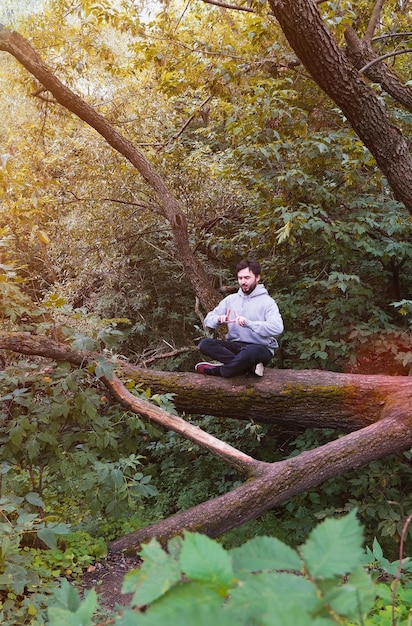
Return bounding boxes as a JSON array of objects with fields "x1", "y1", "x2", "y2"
[{"x1": 237, "y1": 267, "x2": 260, "y2": 295}]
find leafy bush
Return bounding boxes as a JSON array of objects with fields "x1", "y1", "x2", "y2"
[{"x1": 46, "y1": 510, "x2": 412, "y2": 626}]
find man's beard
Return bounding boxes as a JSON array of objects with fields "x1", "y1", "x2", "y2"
[{"x1": 242, "y1": 283, "x2": 257, "y2": 295}]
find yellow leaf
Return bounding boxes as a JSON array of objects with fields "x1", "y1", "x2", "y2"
[
  {"x1": 28, "y1": 605, "x2": 37, "y2": 616},
  {"x1": 37, "y1": 230, "x2": 50, "y2": 245},
  {"x1": 275, "y1": 220, "x2": 293, "y2": 245}
]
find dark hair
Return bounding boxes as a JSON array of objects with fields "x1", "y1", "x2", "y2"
[{"x1": 236, "y1": 259, "x2": 262, "y2": 276}]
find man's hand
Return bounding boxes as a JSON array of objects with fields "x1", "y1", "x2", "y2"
[
  {"x1": 233, "y1": 310, "x2": 246, "y2": 326},
  {"x1": 219, "y1": 309, "x2": 246, "y2": 326}
]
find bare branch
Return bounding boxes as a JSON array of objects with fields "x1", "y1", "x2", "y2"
[
  {"x1": 201, "y1": 0, "x2": 255, "y2": 13},
  {"x1": 359, "y1": 48, "x2": 412, "y2": 73},
  {"x1": 160, "y1": 94, "x2": 214, "y2": 150},
  {"x1": 364, "y1": 0, "x2": 386, "y2": 42},
  {"x1": 371, "y1": 32, "x2": 412, "y2": 43},
  {"x1": 345, "y1": 26, "x2": 412, "y2": 112},
  {"x1": 138, "y1": 345, "x2": 198, "y2": 367}
]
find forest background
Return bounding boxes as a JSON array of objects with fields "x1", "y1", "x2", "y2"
[{"x1": 0, "y1": 0, "x2": 412, "y2": 624}]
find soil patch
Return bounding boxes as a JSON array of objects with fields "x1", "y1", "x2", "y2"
[{"x1": 80, "y1": 550, "x2": 142, "y2": 611}]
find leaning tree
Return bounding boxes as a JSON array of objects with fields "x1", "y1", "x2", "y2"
[{"x1": 0, "y1": 0, "x2": 412, "y2": 549}]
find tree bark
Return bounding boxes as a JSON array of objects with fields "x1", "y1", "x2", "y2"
[
  {"x1": 0, "y1": 26, "x2": 219, "y2": 314},
  {"x1": 120, "y1": 362, "x2": 411, "y2": 432},
  {"x1": 268, "y1": 0, "x2": 412, "y2": 212},
  {"x1": 1, "y1": 331, "x2": 411, "y2": 550},
  {"x1": 1, "y1": 331, "x2": 410, "y2": 432},
  {"x1": 344, "y1": 26, "x2": 412, "y2": 113},
  {"x1": 111, "y1": 388, "x2": 412, "y2": 551}
]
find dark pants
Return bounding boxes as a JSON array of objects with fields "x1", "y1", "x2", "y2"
[{"x1": 198, "y1": 338, "x2": 272, "y2": 378}]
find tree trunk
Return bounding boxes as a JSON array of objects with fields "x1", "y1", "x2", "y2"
[
  {"x1": 1, "y1": 331, "x2": 411, "y2": 550},
  {"x1": 111, "y1": 388, "x2": 412, "y2": 551},
  {"x1": 1, "y1": 331, "x2": 410, "y2": 432},
  {"x1": 268, "y1": 0, "x2": 412, "y2": 212},
  {"x1": 121, "y1": 362, "x2": 410, "y2": 432},
  {"x1": 344, "y1": 26, "x2": 412, "y2": 113}
]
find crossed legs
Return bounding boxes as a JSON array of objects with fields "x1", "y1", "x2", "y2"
[{"x1": 198, "y1": 338, "x2": 272, "y2": 378}]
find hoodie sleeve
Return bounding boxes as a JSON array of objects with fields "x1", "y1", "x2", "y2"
[
  {"x1": 245, "y1": 299, "x2": 284, "y2": 338},
  {"x1": 203, "y1": 297, "x2": 232, "y2": 329}
]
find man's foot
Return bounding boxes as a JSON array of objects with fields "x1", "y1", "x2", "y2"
[
  {"x1": 195, "y1": 362, "x2": 221, "y2": 375},
  {"x1": 254, "y1": 363, "x2": 264, "y2": 377}
]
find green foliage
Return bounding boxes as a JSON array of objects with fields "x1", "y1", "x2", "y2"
[
  {"x1": 277, "y1": 430, "x2": 412, "y2": 557},
  {"x1": 1, "y1": 1, "x2": 412, "y2": 623},
  {"x1": 47, "y1": 511, "x2": 407, "y2": 626},
  {"x1": 0, "y1": 491, "x2": 70, "y2": 625},
  {"x1": 2, "y1": 0, "x2": 411, "y2": 372},
  {"x1": 47, "y1": 579, "x2": 97, "y2": 626},
  {"x1": 0, "y1": 348, "x2": 167, "y2": 624}
]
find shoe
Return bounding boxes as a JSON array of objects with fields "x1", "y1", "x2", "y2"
[
  {"x1": 195, "y1": 362, "x2": 221, "y2": 375},
  {"x1": 254, "y1": 363, "x2": 264, "y2": 377}
]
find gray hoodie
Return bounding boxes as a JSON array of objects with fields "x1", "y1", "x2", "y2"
[{"x1": 204, "y1": 284, "x2": 283, "y2": 354}]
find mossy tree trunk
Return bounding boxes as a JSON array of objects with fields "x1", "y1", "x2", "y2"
[{"x1": 1, "y1": 332, "x2": 411, "y2": 551}]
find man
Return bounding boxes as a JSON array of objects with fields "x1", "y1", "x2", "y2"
[{"x1": 195, "y1": 259, "x2": 283, "y2": 377}]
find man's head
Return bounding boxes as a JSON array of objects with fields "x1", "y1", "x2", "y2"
[{"x1": 236, "y1": 259, "x2": 261, "y2": 295}]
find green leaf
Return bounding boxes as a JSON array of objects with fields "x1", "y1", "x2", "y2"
[
  {"x1": 180, "y1": 532, "x2": 234, "y2": 594},
  {"x1": 49, "y1": 578, "x2": 81, "y2": 612},
  {"x1": 229, "y1": 571, "x2": 319, "y2": 624},
  {"x1": 231, "y1": 535, "x2": 302, "y2": 574},
  {"x1": 117, "y1": 599, "x2": 225, "y2": 626},
  {"x1": 321, "y1": 565, "x2": 375, "y2": 619},
  {"x1": 262, "y1": 603, "x2": 335, "y2": 626},
  {"x1": 37, "y1": 527, "x2": 58, "y2": 549},
  {"x1": 25, "y1": 492, "x2": 44, "y2": 507},
  {"x1": 48, "y1": 589, "x2": 97, "y2": 625},
  {"x1": 300, "y1": 510, "x2": 363, "y2": 578},
  {"x1": 47, "y1": 607, "x2": 89, "y2": 626},
  {"x1": 122, "y1": 538, "x2": 182, "y2": 605},
  {"x1": 111, "y1": 468, "x2": 124, "y2": 488},
  {"x1": 76, "y1": 588, "x2": 98, "y2": 623},
  {"x1": 94, "y1": 359, "x2": 116, "y2": 380},
  {"x1": 146, "y1": 581, "x2": 223, "y2": 619}
]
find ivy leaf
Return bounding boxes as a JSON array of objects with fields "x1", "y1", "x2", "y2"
[{"x1": 299, "y1": 510, "x2": 363, "y2": 578}]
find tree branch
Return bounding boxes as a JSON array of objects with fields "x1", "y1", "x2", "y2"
[
  {"x1": 266, "y1": 0, "x2": 412, "y2": 212},
  {"x1": 110, "y1": 388, "x2": 412, "y2": 550},
  {"x1": 345, "y1": 26, "x2": 412, "y2": 112},
  {"x1": 103, "y1": 371, "x2": 263, "y2": 476},
  {"x1": 160, "y1": 94, "x2": 214, "y2": 150},
  {"x1": 364, "y1": 0, "x2": 386, "y2": 42},
  {"x1": 201, "y1": 0, "x2": 255, "y2": 13},
  {"x1": 359, "y1": 48, "x2": 412, "y2": 73},
  {"x1": 0, "y1": 26, "x2": 219, "y2": 312}
]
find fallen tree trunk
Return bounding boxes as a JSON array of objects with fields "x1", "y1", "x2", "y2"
[
  {"x1": 1, "y1": 331, "x2": 410, "y2": 431},
  {"x1": 1, "y1": 331, "x2": 412, "y2": 551},
  {"x1": 110, "y1": 387, "x2": 412, "y2": 550},
  {"x1": 121, "y1": 362, "x2": 410, "y2": 432}
]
